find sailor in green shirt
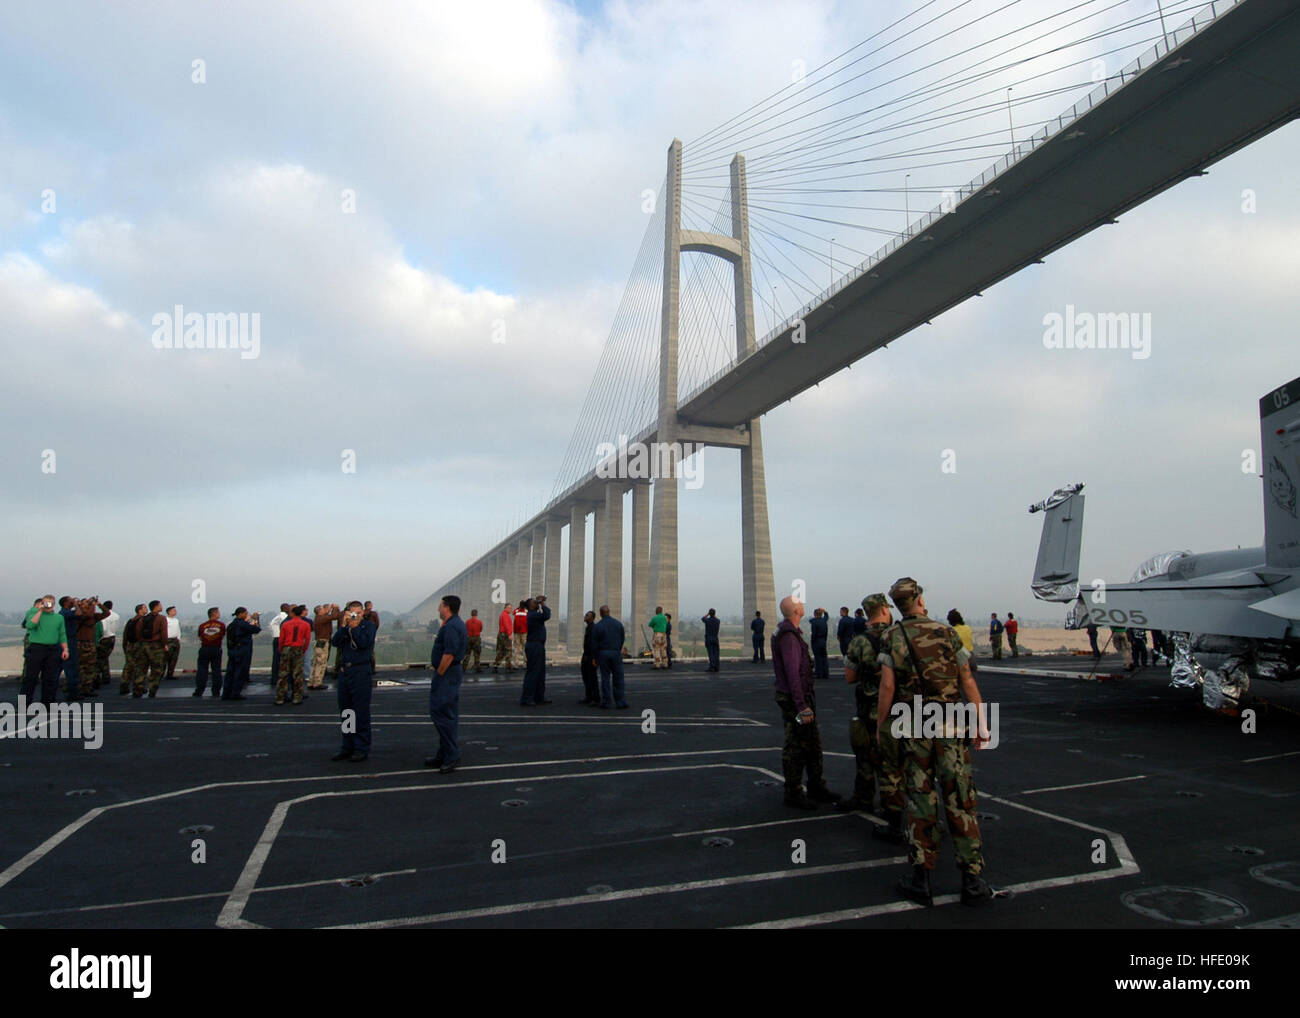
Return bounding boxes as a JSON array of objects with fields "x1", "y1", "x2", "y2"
[
  {"x1": 648, "y1": 608, "x2": 669, "y2": 669},
  {"x1": 22, "y1": 595, "x2": 69, "y2": 705}
]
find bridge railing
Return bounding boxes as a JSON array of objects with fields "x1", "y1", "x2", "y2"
[{"x1": 677, "y1": 0, "x2": 1241, "y2": 407}]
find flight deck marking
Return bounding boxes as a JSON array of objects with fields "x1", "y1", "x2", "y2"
[
  {"x1": 1241, "y1": 750, "x2": 1300, "y2": 763},
  {"x1": 732, "y1": 793, "x2": 1140, "y2": 928},
  {"x1": 217, "y1": 762, "x2": 784, "y2": 928},
  {"x1": 1018, "y1": 774, "x2": 1149, "y2": 795},
  {"x1": 0, "y1": 868, "x2": 420, "y2": 921},
  {"x1": 671, "y1": 812, "x2": 863, "y2": 839},
  {"x1": 0, "y1": 747, "x2": 783, "y2": 892},
  {"x1": 325, "y1": 858, "x2": 909, "y2": 929}
]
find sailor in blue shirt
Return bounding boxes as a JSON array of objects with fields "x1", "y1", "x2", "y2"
[
  {"x1": 809, "y1": 607, "x2": 830, "y2": 679},
  {"x1": 592, "y1": 605, "x2": 627, "y2": 708},
  {"x1": 425, "y1": 595, "x2": 468, "y2": 773},
  {"x1": 330, "y1": 601, "x2": 377, "y2": 762},
  {"x1": 521, "y1": 596, "x2": 552, "y2": 706},
  {"x1": 701, "y1": 609, "x2": 721, "y2": 672},
  {"x1": 836, "y1": 607, "x2": 854, "y2": 657},
  {"x1": 750, "y1": 610, "x2": 766, "y2": 663}
]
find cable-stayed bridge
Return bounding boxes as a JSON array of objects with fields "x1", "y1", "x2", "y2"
[{"x1": 414, "y1": 0, "x2": 1300, "y2": 649}]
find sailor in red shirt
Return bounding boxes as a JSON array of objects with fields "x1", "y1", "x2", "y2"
[
  {"x1": 493, "y1": 603, "x2": 514, "y2": 674},
  {"x1": 277, "y1": 605, "x2": 313, "y2": 704},
  {"x1": 194, "y1": 608, "x2": 226, "y2": 698},
  {"x1": 1005, "y1": 612, "x2": 1019, "y2": 658},
  {"x1": 512, "y1": 603, "x2": 528, "y2": 673},
  {"x1": 462, "y1": 609, "x2": 484, "y2": 672}
]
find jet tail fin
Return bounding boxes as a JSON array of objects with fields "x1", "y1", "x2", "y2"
[
  {"x1": 1262, "y1": 376, "x2": 1300, "y2": 568},
  {"x1": 1029, "y1": 484, "x2": 1085, "y2": 601}
]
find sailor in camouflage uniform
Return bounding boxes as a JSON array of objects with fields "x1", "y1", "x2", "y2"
[
  {"x1": 119, "y1": 604, "x2": 148, "y2": 696},
  {"x1": 876, "y1": 577, "x2": 999, "y2": 907},
  {"x1": 836, "y1": 593, "x2": 906, "y2": 844}
]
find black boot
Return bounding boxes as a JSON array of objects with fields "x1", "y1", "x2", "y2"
[
  {"x1": 897, "y1": 865, "x2": 932, "y2": 906},
  {"x1": 833, "y1": 795, "x2": 872, "y2": 813},
  {"x1": 784, "y1": 786, "x2": 817, "y2": 810},
  {"x1": 806, "y1": 782, "x2": 841, "y2": 804},
  {"x1": 872, "y1": 809, "x2": 907, "y2": 845},
  {"x1": 960, "y1": 867, "x2": 998, "y2": 906}
]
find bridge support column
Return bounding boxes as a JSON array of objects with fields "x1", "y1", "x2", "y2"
[
  {"x1": 543, "y1": 518, "x2": 563, "y2": 603},
  {"x1": 604, "y1": 482, "x2": 624, "y2": 623},
  {"x1": 731, "y1": 152, "x2": 777, "y2": 617},
  {"x1": 629, "y1": 481, "x2": 650, "y2": 652},
  {"x1": 592, "y1": 499, "x2": 607, "y2": 612},
  {"x1": 648, "y1": 138, "x2": 683, "y2": 624},
  {"x1": 516, "y1": 536, "x2": 531, "y2": 604},
  {"x1": 566, "y1": 503, "x2": 587, "y2": 656},
  {"x1": 504, "y1": 544, "x2": 519, "y2": 607}
]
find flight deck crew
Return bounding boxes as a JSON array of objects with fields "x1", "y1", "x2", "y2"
[
  {"x1": 1004, "y1": 612, "x2": 1019, "y2": 657},
  {"x1": 120, "y1": 604, "x2": 147, "y2": 696},
  {"x1": 665, "y1": 613, "x2": 674, "y2": 667},
  {"x1": 269, "y1": 603, "x2": 290, "y2": 688},
  {"x1": 988, "y1": 613, "x2": 1004, "y2": 659},
  {"x1": 164, "y1": 606, "x2": 182, "y2": 679},
  {"x1": 839, "y1": 594, "x2": 906, "y2": 844},
  {"x1": 57, "y1": 597, "x2": 81, "y2": 702},
  {"x1": 1086, "y1": 621, "x2": 1100, "y2": 658},
  {"x1": 462, "y1": 609, "x2": 484, "y2": 672},
  {"x1": 702, "y1": 609, "x2": 721, "y2": 672},
  {"x1": 836, "y1": 607, "x2": 853, "y2": 657},
  {"x1": 520, "y1": 596, "x2": 552, "y2": 706},
  {"x1": 772, "y1": 596, "x2": 839, "y2": 810},
  {"x1": 512, "y1": 602, "x2": 529, "y2": 673},
  {"x1": 331, "y1": 601, "x2": 377, "y2": 762},
  {"x1": 364, "y1": 601, "x2": 380, "y2": 677},
  {"x1": 750, "y1": 610, "x2": 766, "y2": 663},
  {"x1": 493, "y1": 603, "x2": 514, "y2": 673},
  {"x1": 73, "y1": 599, "x2": 109, "y2": 698},
  {"x1": 140, "y1": 601, "x2": 169, "y2": 697},
  {"x1": 97, "y1": 601, "x2": 119, "y2": 688},
  {"x1": 22, "y1": 595, "x2": 69, "y2": 705},
  {"x1": 579, "y1": 611, "x2": 600, "y2": 705},
  {"x1": 277, "y1": 605, "x2": 312, "y2": 704},
  {"x1": 593, "y1": 605, "x2": 627, "y2": 709},
  {"x1": 309, "y1": 604, "x2": 340, "y2": 690},
  {"x1": 648, "y1": 607, "x2": 668, "y2": 668},
  {"x1": 222, "y1": 608, "x2": 261, "y2": 700},
  {"x1": 194, "y1": 608, "x2": 225, "y2": 697},
  {"x1": 425, "y1": 595, "x2": 468, "y2": 773},
  {"x1": 878, "y1": 577, "x2": 998, "y2": 907},
  {"x1": 809, "y1": 607, "x2": 829, "y2": 679}
]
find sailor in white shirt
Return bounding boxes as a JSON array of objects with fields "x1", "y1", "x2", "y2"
[
  {"x1": 96, "y1": 601, "x2": 121, "y2": 688},
  {"x1": 269, "y1": 603, "x2": 290, "y2": 688},
  {"x1": 164, "y1": 606, "x2": 182, "y2": 679}
]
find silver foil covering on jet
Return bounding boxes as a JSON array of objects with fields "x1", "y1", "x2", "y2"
[
  {"x1": 1033, "y1": 580, "x2": 1079, "y2": 602},
  {"x1": 1168, "y1": 632, "x2": 1250, "y2": 709},
  {"x1": 1130, "y1": 550, "x2": 1191, "y2": 583}
]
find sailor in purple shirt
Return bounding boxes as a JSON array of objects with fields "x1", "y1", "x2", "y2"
[{"x1": 771, "y1": 596, "x2": 841, "y2": 810}]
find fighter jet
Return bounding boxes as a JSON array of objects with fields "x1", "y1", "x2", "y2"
[{"x1": 1028, "y1": 374, "x2": 1300, "y2": 709}]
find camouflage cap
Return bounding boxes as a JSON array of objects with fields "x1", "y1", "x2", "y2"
[
  {"x1": 888, "y1": 577, "x2": 923, "y2": 605},
  {"x1": 861, "y1": 593, "x2": 889, "y2": 613}
]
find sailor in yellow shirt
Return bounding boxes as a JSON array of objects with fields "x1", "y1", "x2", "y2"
[{"x1": 947, "y1": 610, "x2": 977, "y2": 674}]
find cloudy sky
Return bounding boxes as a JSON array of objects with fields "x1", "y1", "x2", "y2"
[{"x1": 1, "y1": 0, "x2": 1295, "y2": 624}]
